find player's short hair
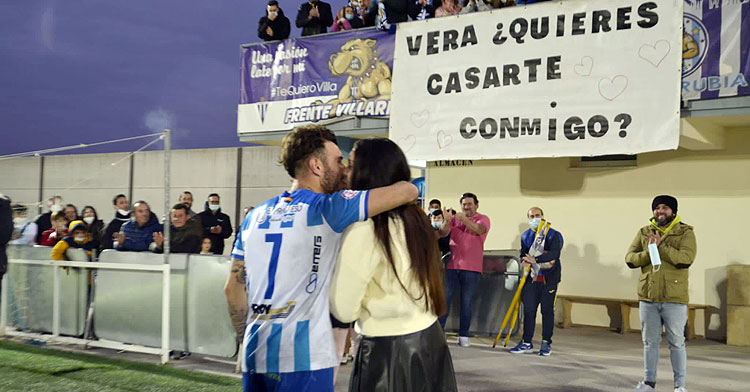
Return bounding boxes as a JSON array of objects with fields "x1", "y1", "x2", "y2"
[{"x1": 279, "y1": 125, "x2": 337, "y2": 178}]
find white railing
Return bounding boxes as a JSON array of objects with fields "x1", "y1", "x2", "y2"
[{"x1": 0, "y1": 259, "x2": 171, "y2": 364}]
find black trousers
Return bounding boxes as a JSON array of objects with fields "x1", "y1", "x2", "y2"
[{"x1": 521, "y1": 277, "x2": 558, "y2": 344}]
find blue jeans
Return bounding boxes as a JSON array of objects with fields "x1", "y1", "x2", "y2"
[
  {"x1": 639, "y1": 301, "x2": 687, "y2": 388},
  {"x1": 438, "y1": 269, "x2": 481, "y2": 337}
]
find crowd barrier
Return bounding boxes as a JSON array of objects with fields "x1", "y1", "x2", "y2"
[
  {"x1": 442, "y1": 250, "x2": 522, "y2": 336},
  {"x1": 2, "y1": 245, "x2": 519, "y2": 360}
]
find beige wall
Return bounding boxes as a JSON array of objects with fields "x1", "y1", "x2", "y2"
[
  {"x1": 0, "y1": 146, "x2": 289, "y2": 255},
  {"x1": 426, "y1": 130, "x2": 750, "y2": 340}
]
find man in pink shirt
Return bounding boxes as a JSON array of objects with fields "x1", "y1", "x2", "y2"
[{"x1": 437, "y1": 192, "x2": 490, "y2": 347}]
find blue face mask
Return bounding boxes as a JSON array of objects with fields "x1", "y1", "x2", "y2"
[
  {"x1": 431, "y1": 221, "x2": 442, "y2": 230},
  {"x1": 427, "y1": 208, "x2": 437, "y2": 215},
  {"x1": 529, "y1": 218, "x2": 541, "y2": 230},
  {"x1": 345, "y1": 13, "x2": 354, "y2": 20}
]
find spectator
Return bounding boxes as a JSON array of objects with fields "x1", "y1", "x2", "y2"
[
  {"x1": 115, "y1": 201, "x2": 162, "y2": 252},
  {"x1": 258, "y1": 0, "x2": 291, "y2": 41},
  {"x1": 367, "y1": 0, "x2": 407, "y2": 30},
  {"x1": 435, "y1": 0, "x2": 461, "y2": 16},
  {"x1": 408, "y1": 0, "x2": 441, "y2": 20},
  {"x1": 179, "y1": 191, "x2": 204, "y2": 238},
  {"x1": 437, "y1": 192, "x2": 490, "y2": 347},
  {"x1": 331, "y1": 5, "x2": 363, "y2": 31},
  {"x1": 427, "y1": 198, "x2": 441, "y2": 215},
  {"x1": 179, "y1": 191, "x2": 198, "y2": 218},
  {"x1": 626, "y1": 195, "x2": 696, "y2": 392},
  {"x1": 509, "y1": 207, "x2": 563, "y2": 356},
  {"x1": 459, "y1": 0, "x2": 491, "y2": 13},
  {"x1": 349, "y1": 0, "x2": 369, "y2": 25},
  {"x1": 431, "y1": 209, "x2": 451, "y2": 256},
  {"x1": 34, "y1": 195, "x2": 63, "y2": 244},
  {"x1": 197, "y1": 193, "x2": 233, "y2": 255},
  {"x1": 9, "y1": 204, "x2": 38, "y2": 246},
  {"x1": 51, "y1": 220, "x2": 98, "y2": 261},
  {"x1": 81, "y1": 206, "x2": 104, "y2": 249},
  {"x1": 0, "y1": 193, "x2": 12, "y2": 281},
  {"x1": 63, "y1": 204, "x2": 79, "y2": 223},
  {"x1": 151, "y1": 204, "x2": 201, "y2": 254},
  {"x1": 200, "y1": 237, "x2": 213, "y2": 255},
  {"x1": 331, "y1": 138, "x2": 456, "y2": 391},
  {"x1": 101, "y1": 194, "x2": 131, "y2": 251},
  {"x1": 40, "y1": 211, "x2": 68, "y2": 246},
  {"x1": 296, "y1": 0, "x2": 333, "y2": 36}
]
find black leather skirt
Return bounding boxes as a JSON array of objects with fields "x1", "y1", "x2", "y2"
[{"x1": 349, "y1": 321, "x2": 457, "y2": 392}]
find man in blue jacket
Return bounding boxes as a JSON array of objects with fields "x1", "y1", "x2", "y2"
[
  {"x1": 115, "y1": 200, "x2": 162, "y2": 251},
  {"x1": 510, "y1": 207, "x2": 563, "y2": 356}
]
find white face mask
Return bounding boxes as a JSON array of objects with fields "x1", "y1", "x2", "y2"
[
  {"x1": 268, "y1": 10, "x2": 278, "y2": 17},
  {"x1": 83, "y1": 216, "x2": 95, "y2": 224},
  {"x1": 13, "y1": 217, "x2": 28, "y2": 227},
  {"x1": 209, "y1": 204, "x2": 220, "y2": 212},
  {"x1": 428, "y1": 208, "x2": 437, "y2": 215},
  {"x1": 431, "y1": 221, "x2": 442, "y2": 230},
  {"x1": 529, "y1": 218, "x2": 542, "y2": 230},
  {"x1": 118, "y1": 209, "x2": 130, "y2": 216},
  {"x1": 74, "y1": 236, "x2": 86, "y2": 243},
  {"x1": 50, "y1": 204, "x2": 63, "y2": 213}
]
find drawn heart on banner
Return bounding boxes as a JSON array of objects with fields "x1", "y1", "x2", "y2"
[
  {"x1": 573, "y1": 56, "x2": 593, "y2": 76},
  {"x1": 397, "y1": 135, "x2": 416, "y2": 153},
  {"x1": 638, "y1": 40, "x2": 671, "y2": 68},
  {"x1": 437, "y1": 130, "x2": 452, "y2": 149},
  {"x1": 598, "y1": 75, "x2": 629, "y2": 101},
  {"x1": 410, "y1": 110, "x2": 429, "y2": 128}
]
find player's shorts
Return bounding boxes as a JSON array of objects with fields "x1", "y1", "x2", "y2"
[{"x1": 242, "y1": 367, "x2": 334, "y2": 392}]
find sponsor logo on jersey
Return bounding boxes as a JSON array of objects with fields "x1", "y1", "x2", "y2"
[
  {"x1": 341, "y1": 190, "x2": 360, "y2": 200},
  {"x1": 250, "y1": 301, "x2": 296, "y2": 320}
]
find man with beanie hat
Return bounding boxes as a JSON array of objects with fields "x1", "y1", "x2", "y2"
[{"x1": 626, "y1": 195, "x2": 696, "y2": 392}]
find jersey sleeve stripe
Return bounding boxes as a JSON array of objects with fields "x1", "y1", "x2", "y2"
[{"x1": 360, "y1": 190, "x2": 369, "y2": 221}]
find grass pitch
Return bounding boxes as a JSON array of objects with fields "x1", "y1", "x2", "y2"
[{"x1": 0, "y1": 340, "x2": 241, "y2": 392}]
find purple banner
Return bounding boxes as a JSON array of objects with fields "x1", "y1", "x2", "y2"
[
  {"x1": 238, "y1": 28, "x2": 395, "y2": 131},
  {"x1": 682, "y1": 0, "x2": 750, "y2": 100}
]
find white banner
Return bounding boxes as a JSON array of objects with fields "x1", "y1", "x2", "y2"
[{"x1": 389, "y1": 0, "x2": 683, "y2": 160}]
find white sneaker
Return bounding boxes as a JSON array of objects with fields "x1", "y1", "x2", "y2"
[
  {"x1": 674, "y1": 388, "x2": 688, "y2": 392},
  {"x1": 457, "y1": 336, "x2": 470, "y2": 347},
  {"x1": 633, "y1": 381, "x2": 655, "y2": 391}
]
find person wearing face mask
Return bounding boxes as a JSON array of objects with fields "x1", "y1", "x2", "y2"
[
  {"x1": 296, "y1": 0, "x2": 333, "y2": 36},
  {"x1": 51, "y1": 220, "x2": 98, "y2": 261},
  {"x1": 626, "y1": 195, "x2": 695, "y2": 392},
  {"x1": 34, "y1": 195, "x2": 63, "y2": 244},
  {"x1": 509, "y1": 207, "x2": 563, "y2": 356},
  {"x1": 430, "y1": 209, "x2": 450, "y2": 256},
  {"x1": 331, "y1": 5, "x2": 363, "y2": 31},
  {"x1": 101, "y1": 194, "x2": 132, "y2": 251},
  {"x1": 258, "y1": 0, "x2": 291, "y2": 41},
  {"x1": 9, "y1": 204, "x2": 38, "y2": 246},
  {"x1": 81, "y1": 206, "x2": 104, "y2": 249},
  {"x1": 427, "y1": 198, "x2": 441, "y2": 216},
  {"x1": 197, "y1": 193, "x2": 233, "y2": 255}
]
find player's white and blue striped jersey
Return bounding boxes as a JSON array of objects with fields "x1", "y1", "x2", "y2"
[{"x1": 232, "y1": 188, "x2": 369, "y2": 374}]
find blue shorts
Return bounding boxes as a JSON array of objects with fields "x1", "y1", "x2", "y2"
[{"x1": 242, "y1": 368, "x2": 333, "y2": 392}]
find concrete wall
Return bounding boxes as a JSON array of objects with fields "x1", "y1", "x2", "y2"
[
  {"x1": 0, "y1": 146, "x2": 289, "y2": 255},
  {"x1": 426, "y1": 129, "x2": 750, "y2": 340}
]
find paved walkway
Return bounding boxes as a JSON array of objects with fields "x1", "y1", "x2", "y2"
[{"x1": 15, "y1": 325, "x2": 749, "y2": 391}]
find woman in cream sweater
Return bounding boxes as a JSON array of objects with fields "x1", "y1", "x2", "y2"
[{"x1": 330, "y1": 138, "x2": 457, "y2": 392}]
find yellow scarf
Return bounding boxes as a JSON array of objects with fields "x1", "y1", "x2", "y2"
[{"x1": 649, "y1": 214, "x2": 681, "y2": 235}]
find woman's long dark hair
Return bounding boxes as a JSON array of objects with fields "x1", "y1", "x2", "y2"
[{"x1": 349, "y1": 138, "x2": 446, "y2": 317}]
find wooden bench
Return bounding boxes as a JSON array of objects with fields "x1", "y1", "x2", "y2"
[{"x1": 557, "y1": 295, "x2": 708, "y2": 340}]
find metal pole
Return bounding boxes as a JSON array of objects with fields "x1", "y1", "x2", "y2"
[
  {"x1": 128, "y1": 153, "x2": 135, "y2": 207},
  {"x1": 52, "y1": 266, "x2": 60, "y2": 338},
  {"x1": 234, "y1": 148, "x2": 243, "y2": 234},
  {"x1": 38, "y1": 156, "x2": 45, "y2": 216},
  {"x1": 162, "y1": 129, "x2": 171, "y2": 364},
  {"x1": 0, "y1": 274, "x2": 8, "y2": 334}
]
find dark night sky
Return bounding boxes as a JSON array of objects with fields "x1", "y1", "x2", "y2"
[{"x1": 0, "y1": 0, "x2": 349, "y2": 156}]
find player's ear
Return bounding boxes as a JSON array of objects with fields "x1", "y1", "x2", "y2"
[{"x1": 308, "y1": 155, "x2": 323, "y2": 177}]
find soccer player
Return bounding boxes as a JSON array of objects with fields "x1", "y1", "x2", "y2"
[{"x1": 224, "y1": 126, "x2": 418, "y2": 391}]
